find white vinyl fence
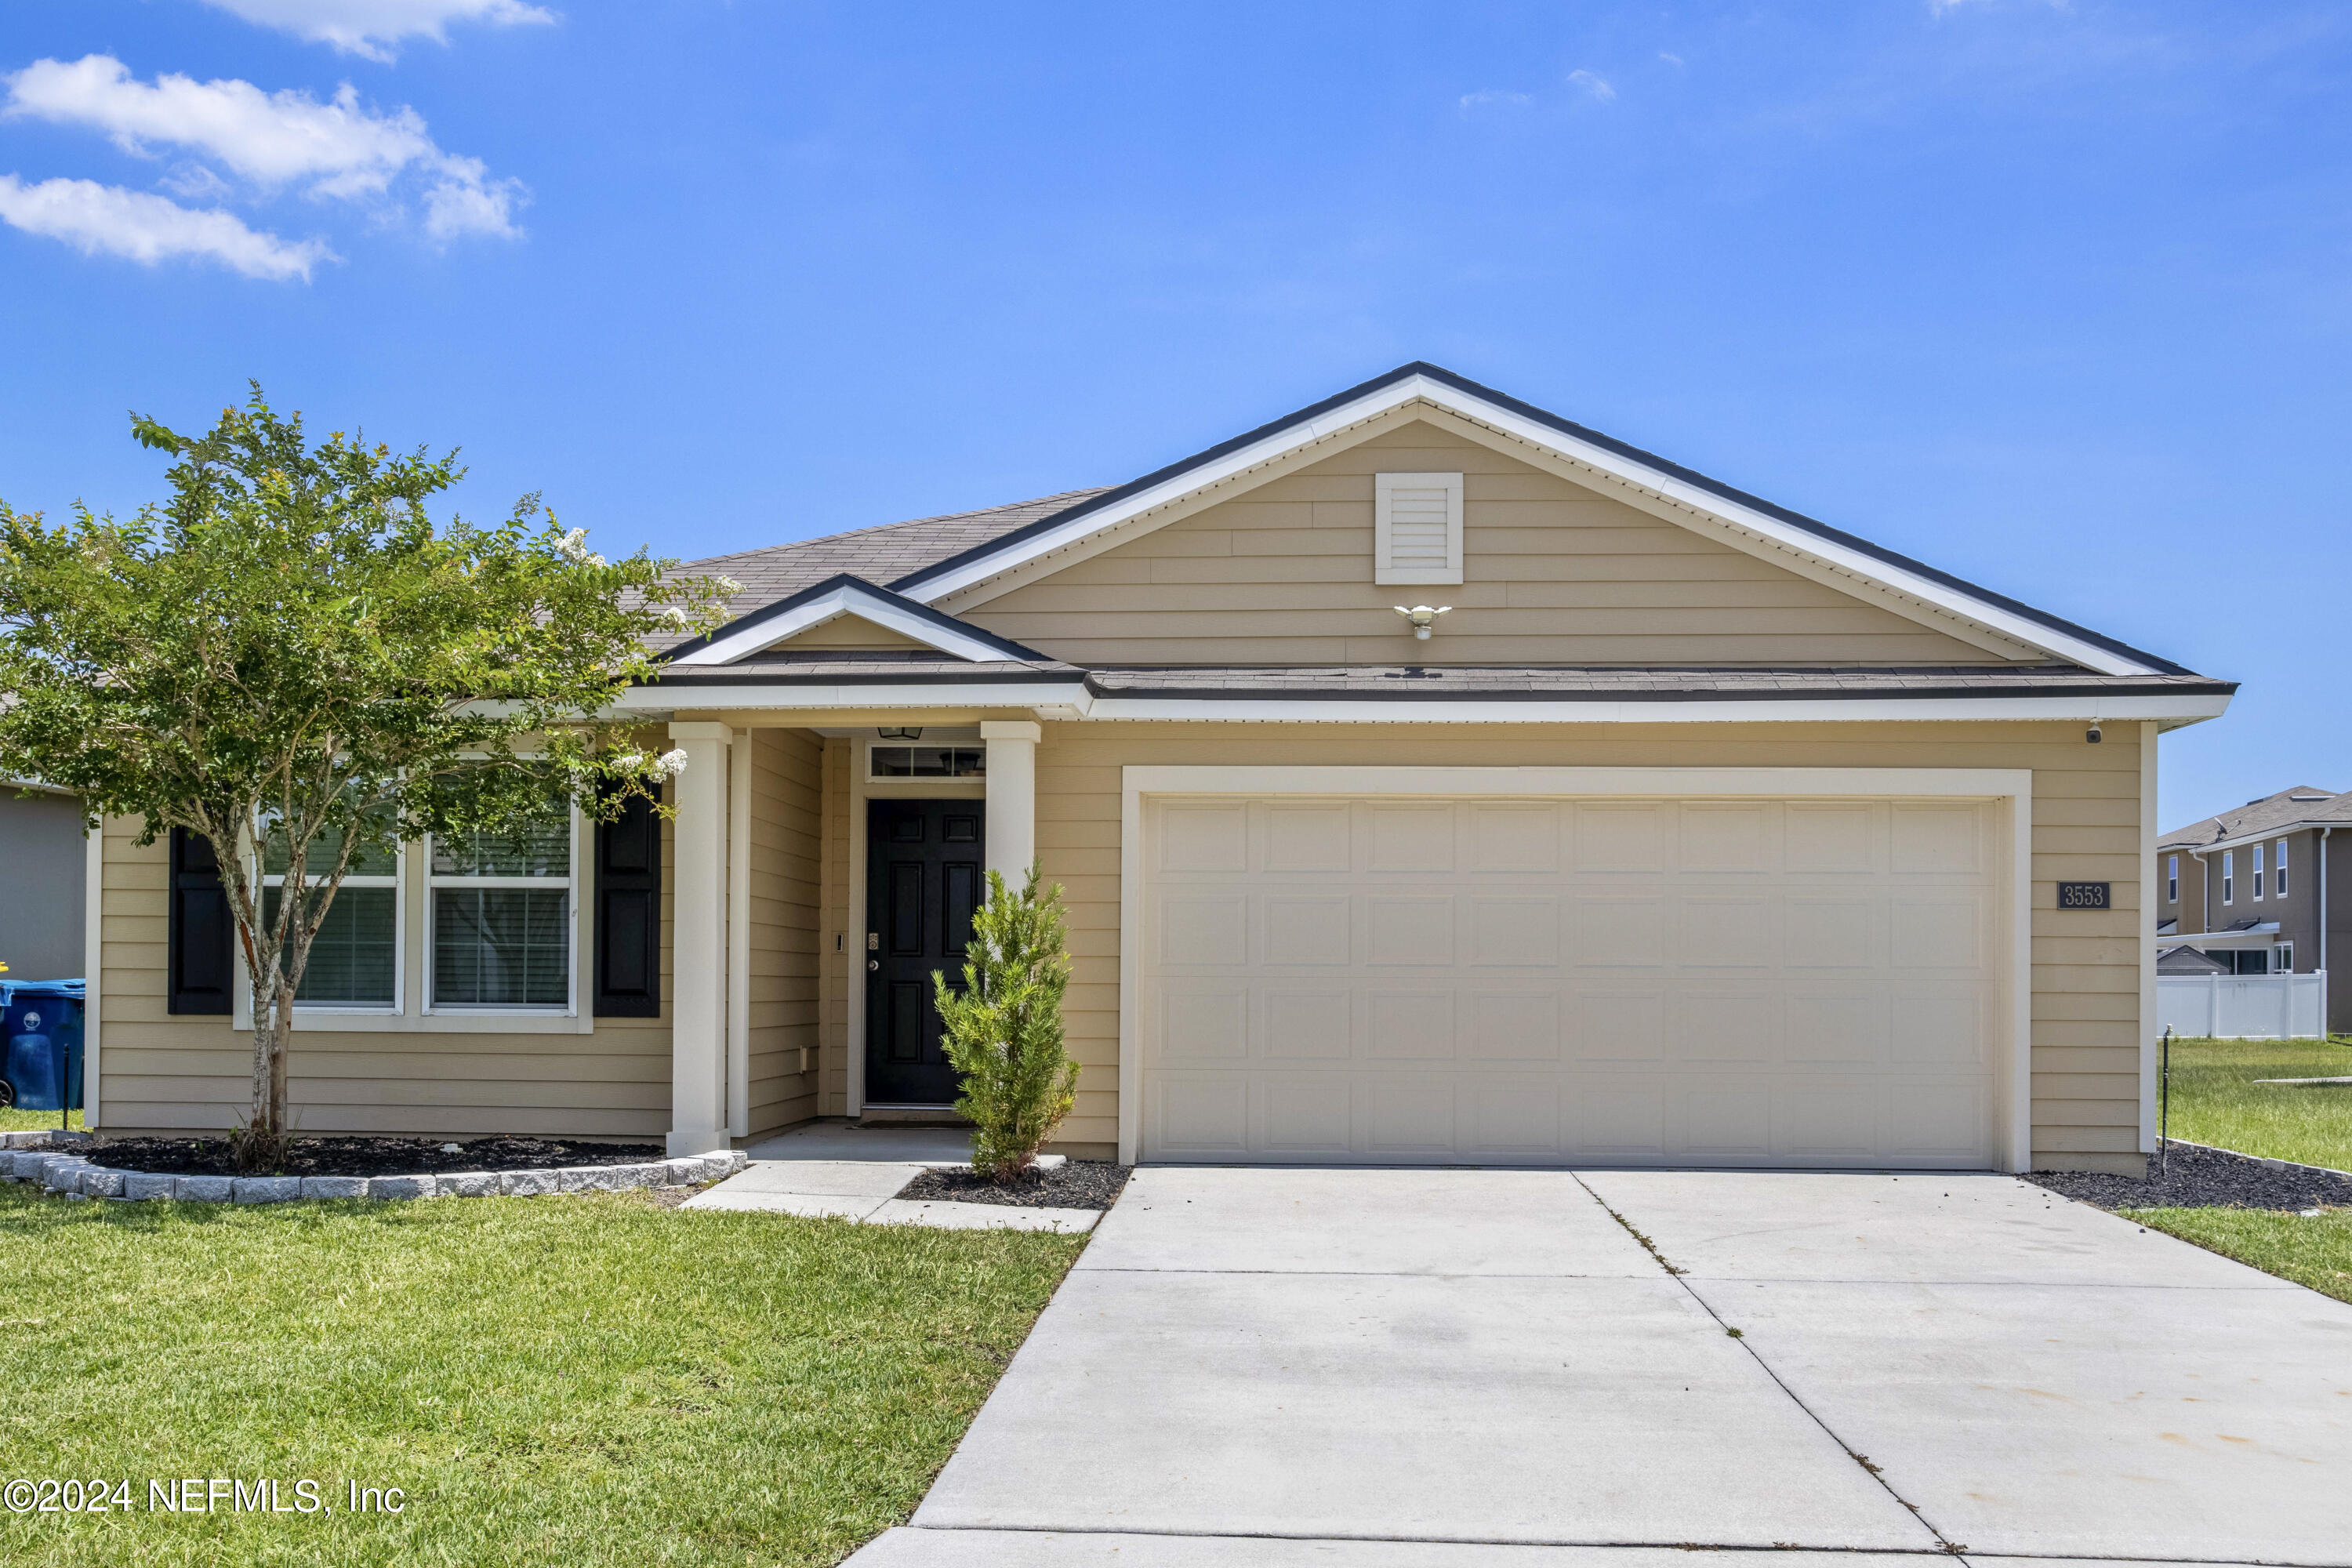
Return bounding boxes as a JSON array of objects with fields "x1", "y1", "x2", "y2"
[{"x1": 2158, "y1": 973, "x2": 2328, "y2": 1040}]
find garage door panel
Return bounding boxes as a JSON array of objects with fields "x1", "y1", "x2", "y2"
[
  {"x1": 1265, "y1": 895, "x2": 1352, "y2": 966},
  {"x1": 1264, "y1": 988, "x2": 1352, "y2": 1059},
  {"x1": 1468, "y1": 991, "x2": 1563, "y2": 1062},
  {"x1": 1367, "y1": 896, "x2": 1455, "y2": 965},
  {"x1": 1141, "y1": 795, "x2": 1998, "y2": 1168}
]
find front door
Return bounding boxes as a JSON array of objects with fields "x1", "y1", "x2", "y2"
[{"x1": 864, "y1": 797, "x2": 985, "y2": 1105}]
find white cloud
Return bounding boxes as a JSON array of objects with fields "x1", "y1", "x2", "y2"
[
  {"x1": 1458, "y1": 89, "x2": 1533, "y2": 114},
  {"x1": 1658, "y1": 52, "x2": 1686, "y2": 67},
  {"x1": 0, "y1": 173, "x2": 332, "y2": 279},
  {"x1": 1566, "y1": 69, "x2": 1617, "y2": 101},
  {"x1": 199, "y1": 0, "x2": 556, "y2": 63},
  {"x1": 3, "y1": 56, "x2": 524, "y2": 241}
]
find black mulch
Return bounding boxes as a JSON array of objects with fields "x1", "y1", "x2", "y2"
[
  {"x1": 89, "y1": 1135, "x2": 669, "y2": 1179},
  {"x1": 896, "y1": 1160, "x2": 1131, "y2": 1211},
  {"x1": 2026, "y1": 1142, "x2": 2352, "y2": 1213}
]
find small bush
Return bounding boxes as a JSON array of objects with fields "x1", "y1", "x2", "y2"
[{"x1": 932, "y1": 866, "x2": 1080, "y2": 1181}]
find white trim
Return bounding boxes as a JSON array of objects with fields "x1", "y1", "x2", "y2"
[
  {"x1": 670, "y1": 581, "x2": 1022, "y2": 666},
  {"x1": 626, "y1": 684, "x2": 2231, "y2": 727},
  {"x1": 2140, "y1": 720, "x2": 2159, "y2": 1155},
  {"x1": 901, "y1": 373, "x2": 2160, "y2": 675},
  {"x1": 423, "y1": 809, "x2": 580, "y2": 1018},
  {"x1": 846, "y1": 737, "x2": 867, "y2": 1118},
  {"x1": 82, "y1": 820, "x2": 103, "y2": 1129},
  {"x1": 1374, "y1": 470, "x2": 1463, "y2": 586},
  {"x1": 1116, "y1": 764, "x2": 2036, "y2": 1173}
]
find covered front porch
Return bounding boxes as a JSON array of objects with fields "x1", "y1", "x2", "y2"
[{"x1": 655, "y1": 713, "x2": 1046, "y2": 1158}]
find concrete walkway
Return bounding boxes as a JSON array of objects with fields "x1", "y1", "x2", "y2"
[
  {"x1": 854, "y1": 1167, "x2": 2352, "y2": 1566},
  {"x1": 681, "y1": 1123, "x2": 1100, "y2": 1233}
]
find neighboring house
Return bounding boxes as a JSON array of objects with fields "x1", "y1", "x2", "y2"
[
  {"x1": 0, "y1": 782, "x2": 88, "y2": 983},
  {"x1": 2157, "y1": 785, "x2": 2352, "y2": 1033},
  {"x1": 85, "y1": 365, "x2": 2234, "y2": 1174}
]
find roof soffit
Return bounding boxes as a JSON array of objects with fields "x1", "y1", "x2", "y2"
[{"x1": 912, "y1": 368, "x2": 2162, "y2": 675}]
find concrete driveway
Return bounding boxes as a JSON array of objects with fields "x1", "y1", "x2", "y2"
[{"x1": 851, "y1": 1167, "x2": 2352, "y2": 1566}]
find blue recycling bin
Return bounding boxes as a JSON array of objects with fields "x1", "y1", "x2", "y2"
[{"x1": 1, "y1": 979, "x2": 86, "y2": 1113}]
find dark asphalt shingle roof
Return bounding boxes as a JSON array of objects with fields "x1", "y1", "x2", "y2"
[{"x1": 2158, "y1": 786, "x2": 2352, "y2": 849}]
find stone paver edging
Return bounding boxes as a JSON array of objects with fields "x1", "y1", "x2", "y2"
[{"x1": 1, "y1": 1137, "x2": 746, "y2": 1204}]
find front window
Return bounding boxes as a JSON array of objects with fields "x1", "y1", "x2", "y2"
[
  {"x1": 2275, "y1": 839, "x2": 2289, "y2": 898},
  {"x1": 428, "y1": 799, "x2": 574, "y2": 1010},
  {"x1": 2223, "y1": 851, "x2": 2234, "y2": 904},
  {"x1": 262, "y1": 813, "x2": 399, "y2": 1010},
  {"x1": 2166, "y1": 854, "x2": 2178, "y2": 904},
  {"x1": 2252, "y1": 844, "x2": 2265, "y2": 900}
]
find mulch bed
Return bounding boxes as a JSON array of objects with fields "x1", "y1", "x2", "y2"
[
  {"x1": 2026, "y1": 1142, "x2": 2352, "y2": 1213},
  {"x1": 896, "y1": 1160, "x2": 1131, "y2": 1210},
  {"x1": 89, "y1": 1135, "x2": 668, "y2": 1179}
]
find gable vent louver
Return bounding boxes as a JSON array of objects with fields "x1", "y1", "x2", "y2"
[{"x1": 1374, "y1": 470, "x2": 1464, "y2": 586}]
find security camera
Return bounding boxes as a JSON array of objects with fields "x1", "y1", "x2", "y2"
[{"x1": 2086, "y1": 723, "x2": 2103, "y2": 744}]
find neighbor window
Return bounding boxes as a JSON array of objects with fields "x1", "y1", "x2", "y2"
[
  {"x1": 2165, "y1": 854, "x2": 2178, "y2": 904},
  {"x1": 428, "y1": 798, "x2": 574, "y2": 1010},
  {"x1": 2275, "y1": 839, "x2": 2289, "y2": 898},
  {"x1": 869, "y1": 744, "x2": 985, "y2": 779},
  {"x1": 261, "y1": 813, "x2": 399, "y2": 1010},
  {"x1": 2222, "y1": 851, "x2": 2234, "y2": 903},
  {"x1": 1374, "y1": 471, "x2": 1465, "y2": 586},
  {"x1": 2252, "y1": 844, "x2": 2265, "y2": 900},
  {"x1": 2274, "y1": 942, "x2": 2296, "y2": 973}
]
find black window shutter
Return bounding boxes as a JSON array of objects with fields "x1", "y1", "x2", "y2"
[
  {"x1": 167, "y1": 826, "x2": 234, "y2": 1015},
  {"x1": 593, "y1": 791, "x2": 662, "y2": 1017}
]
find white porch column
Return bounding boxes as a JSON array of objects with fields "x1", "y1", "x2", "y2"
[
  {"x1": 667, "y1": 721, "x2": 733, "y2": 1156},
  {"x1": 981, "y1": 720, "x2": 1040, "y2": 888}
]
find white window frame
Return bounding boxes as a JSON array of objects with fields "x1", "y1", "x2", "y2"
[
  {"x1": 2252, "y1": 842, "x2": 2265, "y2": 901},
  {"x1": 2222, "y1": 850, "x2": 2234, "y2": 904},
  {"x1": 866, "y1": 742, "x2": 987, "y2": 783},
  {"x1": 1374, "y1": 471, "x2": 1465, "y2": 586},
  {"x1": 2274, "y1": 942, "x2": 2295, "y2": 974},
  {"x1": 2165, "y1": 853, "x2": 2178, "y2": 904},
  {"x1": 2274, "y1": 838, "x2": 2288, "y2": 898},
  {"x1": 260, "y1": 847, "x2": 405, "y2": 1016},
  {"x1": 423, "y1": 807, "x2": 582, "y2": 1017}
]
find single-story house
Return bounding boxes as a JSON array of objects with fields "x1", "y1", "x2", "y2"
[{"x1": 87, "y1": 365, "x2": 2234, "y2": 1174}]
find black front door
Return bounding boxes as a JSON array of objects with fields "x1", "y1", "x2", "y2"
[{"x1": 865, "y1": 798, "x2": 985, "y2": 1105}]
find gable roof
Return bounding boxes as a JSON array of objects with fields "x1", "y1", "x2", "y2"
[
  {"x1": 663, "y1": 573, "x2": 1050, "y2": 666},
  {"x1": 882, "y1": 364, "x2": 2183, "y2": 677},
  {"x1": 2158, "y1": 786, "x2": 2352, "y2": 851}
]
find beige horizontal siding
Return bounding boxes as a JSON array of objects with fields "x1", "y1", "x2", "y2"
[
  {"x1": 746, "y1": 728, "x2": 822, "y2": 1137},
  {"x1": 1029, "y1": 718, "x2": 2147, "y2": 1171},
  {"x1": 962, "y1": 420, "x2": 2016, "y2": 667}
]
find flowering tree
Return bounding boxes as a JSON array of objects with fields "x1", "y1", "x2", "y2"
[{"x1": 0, "y1": 387, "x2": 731, "y2": 1166}]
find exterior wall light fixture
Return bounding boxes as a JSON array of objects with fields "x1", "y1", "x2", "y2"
[{"x1": 1394, "y1": 604, "x2": 1452, "y2": 641}]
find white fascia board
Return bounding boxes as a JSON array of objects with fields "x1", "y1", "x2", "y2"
[
  {"x1": 906, "y1": 372, "x2": 2154, "y2": 676},
  {"x1": 2158, "y1": 924, "x2": 2280, "y2": 949},
  {"x1": 2181, "y1": 821, "x2": 2349, "y2": 858},
  {"x1": 670, "y1": 583, "x2": 1015, "y2": 666},
  {"x1": 615, "y1": 682, "x2": 1091, "y2": 714},
  {"x1": 1077, "y1": 691, "x2": 2230, "y2": 725}
]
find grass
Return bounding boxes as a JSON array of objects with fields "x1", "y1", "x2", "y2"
[
  {"x1": 2159, "y1": 1034, "x2": 2352, "y2": 1171},
  {"x1": 2129, "y1": 1206, "x2": 2352, "y2": 1305},
  {"x1": 0, "y1": 1107, "x2": 84, "y2": 1134},
  {"x1": 0, "y1": 1185, "x2": 1082, "y2": 1567}
]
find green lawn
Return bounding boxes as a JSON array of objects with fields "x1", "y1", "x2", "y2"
[
  {"x1": 2130, "y1": 1206, "x2": 2352, "y2": 1305},
  {"x1": 2160, "y1": 1034, "x2": 2352, "y2": 1171},
  {"x1": 0, "y1": 1185, "x2": 1081, "y2": 1567},
  {"x1": 0, "y1": 1107, "x2": 84, "y2": 1134}
]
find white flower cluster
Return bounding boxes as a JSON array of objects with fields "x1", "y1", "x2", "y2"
[
  {"x1": 659, "y1": 605, "x2": 693, "y2": 628},
  {"x1": 610, "y1": 749, "x2": 690, "y2": 778},
  {"x1": 555, "y1": 527, "x2": 608, "y2": 568},
  {"x1": 714, "y1": 575, "x2": 742, "y2": 596},
  {"x1": 656, "y1": 748, "x2": 689, "y2": 775}
]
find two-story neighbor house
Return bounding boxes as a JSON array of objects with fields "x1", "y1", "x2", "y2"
[
  {"x1": 2158, "y1": 786, "x2": 2351, "y2": 1033},
  {"x1": 85, "y1": 365, "x2": 2233, "y2": 1174}
]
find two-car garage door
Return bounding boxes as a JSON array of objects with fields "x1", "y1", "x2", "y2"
[{"x1": 1138, "y1": 795, "x2": 2002, "y2": 1168}]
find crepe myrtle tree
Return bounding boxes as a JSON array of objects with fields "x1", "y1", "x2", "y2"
[{"x1": 0, "y1": 387, "x2": 735, "y2": 1168}]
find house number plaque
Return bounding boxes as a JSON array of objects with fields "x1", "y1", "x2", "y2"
[{"x1": 2056, "y1": 881, "x2": 2111, "y2": 909}]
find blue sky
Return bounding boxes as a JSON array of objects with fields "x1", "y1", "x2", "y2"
[{"x1": 1, "y1": 2, "x2": 2344, "y2": 827}]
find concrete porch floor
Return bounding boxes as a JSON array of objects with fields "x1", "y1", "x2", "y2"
[{"x1": 681, "y1": 1121, "x2": 1101, "y2": 1233}]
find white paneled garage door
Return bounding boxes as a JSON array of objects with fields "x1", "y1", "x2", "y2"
[{"x1": 1139, "y1": 796, "x2": 2001, "y2": 1168}]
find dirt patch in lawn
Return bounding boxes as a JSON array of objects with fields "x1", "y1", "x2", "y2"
[
  {"x1": 89, "y1": 1135, "x2": 668, "y2": 1179},
  {"x1": 2027, "y1": 1142, "x2": 2352, "y2": 1213},
  {"x1": 897, "y1": 1160, "x2": 1131, "y2": 1210}
]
